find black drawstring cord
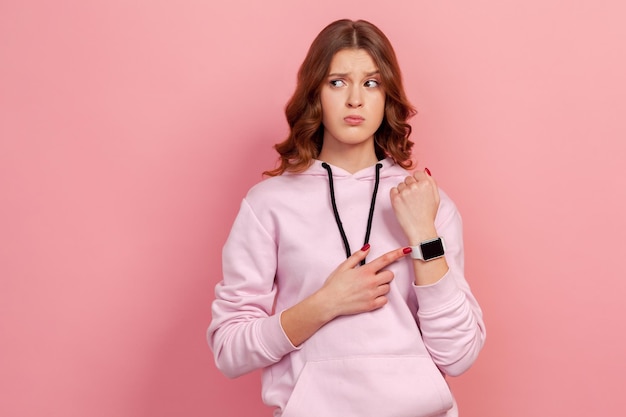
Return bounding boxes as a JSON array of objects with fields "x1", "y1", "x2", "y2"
[
  {"x1": 321, "y1": 162, "x2": 383, "y2": 266},
  {"x1": 321, "y1": 162, "x2": 352, "y2": 259},
  {"x1": 363, "y1": 163, "x2": 382, "y2": 250}
]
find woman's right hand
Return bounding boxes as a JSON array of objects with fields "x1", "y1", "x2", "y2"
[
  {"x1": 280, "y1": 245, "x2": 410, "y2": 347},
  {"x1": 318, "y1": 245, "x2": 411, "y2": 320}
]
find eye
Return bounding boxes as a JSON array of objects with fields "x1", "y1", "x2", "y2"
[
  {"x1": 329, "y1": 79, "x2": 346, "y2": 88},
  {"x1": 364, "y1": 79, "x2": 380, "y2": 88}
]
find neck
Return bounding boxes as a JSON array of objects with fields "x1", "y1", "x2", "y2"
[{"x1": 318, "y1": 142, "x2": 378, "y2": 174}]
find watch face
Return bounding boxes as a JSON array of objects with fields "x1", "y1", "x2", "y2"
[{"x1": 421, "y1": 238, "x2": 445, "y2": 260}]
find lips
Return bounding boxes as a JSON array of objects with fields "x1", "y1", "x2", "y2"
[{"x1": 344, "y1": 115, "x2": 365, "y2": 126}]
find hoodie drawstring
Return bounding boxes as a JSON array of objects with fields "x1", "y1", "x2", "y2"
[{"x1": 321, "y1": 162, "x2": 383, "y2": 266}]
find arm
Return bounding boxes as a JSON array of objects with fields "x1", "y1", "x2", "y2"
[
  {"x1": 207, "y1": 200, "x2": 294, "y2": 378},
  {"x1": 208, "y1": 199, "x2": 412, "y2": 377},
  {"x1": 414, "y1": 203, "x2": 485, "y2": 376},
  {"x1": 390, "y1": 170, "x2": 486, "y2": 376}
]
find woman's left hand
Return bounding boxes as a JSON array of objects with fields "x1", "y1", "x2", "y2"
[{"x1": 390, "y1": 169, "x2": 440, "y2": 245}]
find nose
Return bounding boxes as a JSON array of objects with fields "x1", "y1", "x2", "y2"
[{"x1": 346, "y1": 86, "x2": 363, "y2": 108}]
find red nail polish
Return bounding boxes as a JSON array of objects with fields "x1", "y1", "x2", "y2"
[
  {"x1": 403, "y1": 247, "x2": 412, "y2": 254},
  {"x1": 361, "y1": 243, "x2": 371, "y2": 251},
  {"x1": 425, "y1": 167, "x2": 432, "y2": 176}
]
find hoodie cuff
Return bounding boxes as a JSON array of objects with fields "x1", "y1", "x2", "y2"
[
  {"x1": 413, "y1": 270, "x2": 463, "y2": 313},
  {"x1": 259, "y1": 311, "x2": 301, "y2": 359}
]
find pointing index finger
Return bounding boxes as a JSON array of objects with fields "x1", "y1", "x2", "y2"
[{"x1": 365, "y1": 247, "x2": 412, "y2": 272}]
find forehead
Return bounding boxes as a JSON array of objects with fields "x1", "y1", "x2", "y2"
[{"x1": 328, "y1": 49, "x2": 378, "y2": 74}]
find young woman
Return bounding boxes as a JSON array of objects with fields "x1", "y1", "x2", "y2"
[{"x1": 208, "y1": 19, "x2": 485, "y2": 417}]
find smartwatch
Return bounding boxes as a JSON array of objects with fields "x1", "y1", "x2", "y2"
[{"x1": 410, "y1": 237, "x2": 446, "y2": 261}]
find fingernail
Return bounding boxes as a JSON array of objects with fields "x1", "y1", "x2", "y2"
[
  {"x1": 425, "y1": 167, "x2": 432, "y2": 176},
  {"x1": 361, "y1": 243, "x2": 371, "y2": 251},
  {"x1": 403, "y1": 247, "x2": 412, "y2": 254}
]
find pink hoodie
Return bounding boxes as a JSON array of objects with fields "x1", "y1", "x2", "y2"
[{"x1": 208, "y1": 158, "x2": 485, "y2": 417}]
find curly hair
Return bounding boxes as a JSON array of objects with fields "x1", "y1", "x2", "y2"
[{"x1": 264, "y1": 19, "x2": 417, "y2": 176}]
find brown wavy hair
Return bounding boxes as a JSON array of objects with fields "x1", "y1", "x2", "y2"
[{"x1": 264, "y1": 19, "x2": 417, "y2": 176}]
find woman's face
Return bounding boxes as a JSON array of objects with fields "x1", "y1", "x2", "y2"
[{"x1": 319, "y1": 49, "x2": 385, "y2": 156}]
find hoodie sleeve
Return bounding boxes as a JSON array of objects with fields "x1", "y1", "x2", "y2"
[
  {"x1": 413, "y1": 191, "x2": 486, "y2": 377},
  {"x1": 207, "y1": 198, "x2": 298, "y2": 378}
]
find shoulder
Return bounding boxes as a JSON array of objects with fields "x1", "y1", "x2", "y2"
[
  {"x1": 245, "y1": 173, "x2": 300, "y2": 203},
  {"x1": 246, "y1": 174, "x2": 287, "y2": 198},
  {"x1": 243, "y1": 171, "x2": 321, "y2": 217}
]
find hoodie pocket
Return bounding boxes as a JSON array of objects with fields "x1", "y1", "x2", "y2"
[{"x1": 281, "y1": 355, "x2": 453, "y2": 417}]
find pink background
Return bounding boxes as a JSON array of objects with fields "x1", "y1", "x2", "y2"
[{"x1": 1, "y1": 1, "x2": 625, "y2": 416}]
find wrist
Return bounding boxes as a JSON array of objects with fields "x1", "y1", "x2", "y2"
[
  {"x1": 309, "y1": 289, "x2": 338, "y2": 324},
  {"x1": 406, "y1": 226, "x2": 438, "y2": 246},
  {"x1": 410, "y1": 236, "x2": 446, "y2": 262}
]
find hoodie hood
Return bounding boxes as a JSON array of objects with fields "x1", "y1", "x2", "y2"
[{"x1": 287, "y1": 157, "x2": 408, "y2": 181}]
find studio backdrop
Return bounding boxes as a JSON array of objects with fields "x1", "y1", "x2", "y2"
[{"x1": 1, "y1": 1, "x2": 625, "y2": 416}]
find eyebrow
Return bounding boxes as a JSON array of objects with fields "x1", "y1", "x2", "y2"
[{"x1": 327, "y1": 70, "x2": 380, "y2": 78}]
